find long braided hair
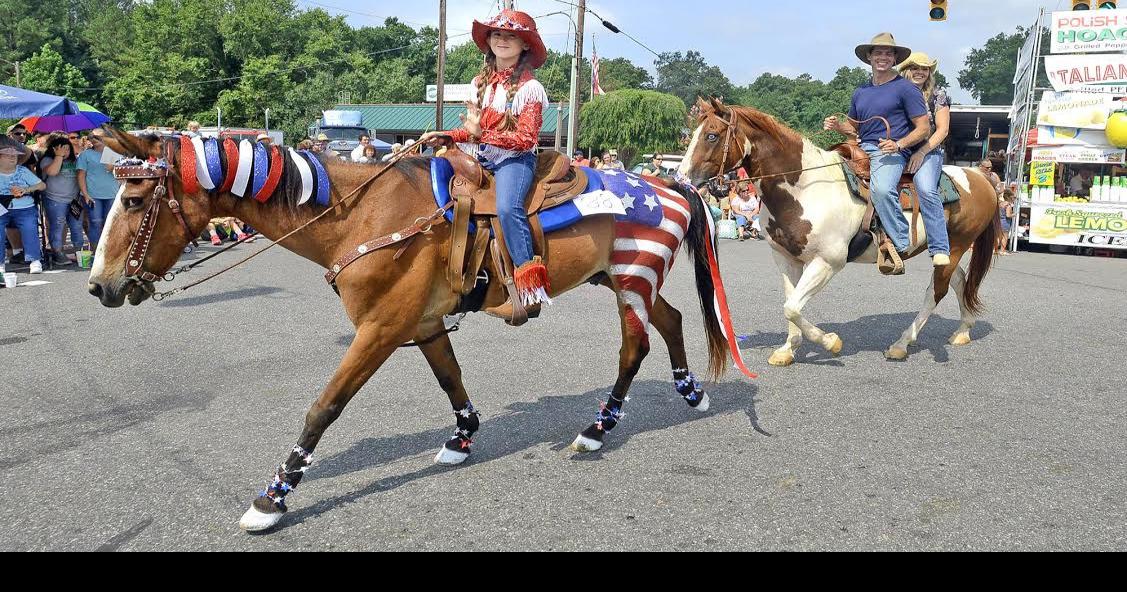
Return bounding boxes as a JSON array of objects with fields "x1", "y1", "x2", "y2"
[{"x1": 475, "y1": 48, "x2": 534, "y2": 133}]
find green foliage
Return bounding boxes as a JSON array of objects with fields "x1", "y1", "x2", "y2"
[
  {"x1": 579, "y1": 90, "x2": 687, "y2": 165},
  {"x1": 597, "y1": 57, "x2": 652, "y2": 92},
  {"x1": 958, "y1": 26, "x2": 1049, "y2": 105},
  {"x1": 19, "y1": 45, "x2": 91, "y2": 101},
  {"x1": 655, "y1": 51, "x2": 733, "y2": 106}
]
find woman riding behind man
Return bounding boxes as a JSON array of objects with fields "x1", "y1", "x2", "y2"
[
  {"x1": 898, "y1": 51, "x2": 952, "y2": 267},
  {"x1": 824, "y1": 33, "x2": 934, "y2": 275},
  {"x1": 420, "y1": 9, "x2": 552, "y2": 308}
]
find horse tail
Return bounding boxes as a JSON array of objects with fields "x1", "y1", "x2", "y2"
[
  {"x1": 963, "y1": 198, "x2": 1000, "y2": 316},
  {"x1": 681, "y1": 184, "x2": 758, "y2": 381}
]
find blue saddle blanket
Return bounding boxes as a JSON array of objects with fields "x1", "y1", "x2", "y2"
[{"x1": 430, "y1": 159, "x2": 667, "y2": 234}]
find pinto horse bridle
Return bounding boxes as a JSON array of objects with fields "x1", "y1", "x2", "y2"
[{"x1": 114, "y1": 138, "x2": 200, "y2": 284}]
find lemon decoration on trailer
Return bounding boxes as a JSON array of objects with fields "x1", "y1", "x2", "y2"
[{"x1": 1106, "y1": 110, "x2": 1127, "y2": 149}]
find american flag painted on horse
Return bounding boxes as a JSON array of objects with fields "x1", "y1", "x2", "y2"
[{"x1": 598, "y1": 170, "x2": 757, "y2": 380}]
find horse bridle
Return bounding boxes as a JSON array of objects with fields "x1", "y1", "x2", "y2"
[
  {"x1": 709, "y1": 108, "x2": 743, "y2": 187},
  {"x1": 114, "y1": 137, "x2": 200, "y2": 284}
]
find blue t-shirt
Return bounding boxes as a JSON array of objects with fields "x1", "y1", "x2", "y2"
[
  {"x1": 0, "y1": 166, "x2": 43, "y2": 210},
  {"x1": 848, "y1": 75, "x2": 929, "y2": 152},
  {"x1": 76, "y1": 148, "x2": 121, "y2": 199}
]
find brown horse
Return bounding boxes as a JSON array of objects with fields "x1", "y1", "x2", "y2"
[
  {"x1": 88, "y1": 129, "x2": 750, "y2": 532},
  {"x1": 680, "y1": 98, "x2": 1000, "y2": 366}
]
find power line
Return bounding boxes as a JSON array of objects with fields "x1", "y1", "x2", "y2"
[{"x1": 550, "y1": 0, "x2": 663, "y2": 59}]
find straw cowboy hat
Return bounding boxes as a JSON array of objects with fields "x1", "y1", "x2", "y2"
[
  {"x1": 472, "y1": 9, "x2": 548, "y2": 69},
  {"x1": 855, "y1": 32, "x2": 912, "y2": 66},
  {"x1": 897, "y1": 51, "x2": 939, "y2": 73}
]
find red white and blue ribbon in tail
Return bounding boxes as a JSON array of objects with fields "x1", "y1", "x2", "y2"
[{"x1": 697, "y1": 193, "x2": 758, "y2": 380}]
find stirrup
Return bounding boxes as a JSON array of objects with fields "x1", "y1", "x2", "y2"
[{"x1": 877, "y1": 238, "x2": 906, "y2": 276}]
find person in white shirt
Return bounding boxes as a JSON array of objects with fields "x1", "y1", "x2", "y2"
[{"x1": 350, "y1": 135, "x2": 373, "y2": 161}]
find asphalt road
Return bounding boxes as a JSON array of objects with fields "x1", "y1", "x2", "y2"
[{"x1": 1, "y1": 239, "x2": 1124, "y2": 551}]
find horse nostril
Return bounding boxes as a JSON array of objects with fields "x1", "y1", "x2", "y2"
[{"x1": 89, "y1": 282, "x2": 103, "y2": 298}]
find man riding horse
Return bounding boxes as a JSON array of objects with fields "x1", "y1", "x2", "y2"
[{"x1": 823, "y1": 33, "x2": 939, "y2": 275}]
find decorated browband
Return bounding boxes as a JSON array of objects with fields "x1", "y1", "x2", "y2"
[{"x1": 114, "y1": 157, "x2": 170, "y2": 180}]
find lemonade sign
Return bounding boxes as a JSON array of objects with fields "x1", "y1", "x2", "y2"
[
  {"x1": 1036, "y1": 91, "x2": 1116, "y2": 130},
  {"x1": 1031, "y1": 162, "x2": 1056, "y2": 187},
  {"x1": 1030, "y1": 204, "x2": 1127, "y2": 249}
]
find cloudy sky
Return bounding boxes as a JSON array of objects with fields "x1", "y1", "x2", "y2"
[{"x1": 297, "y1": 0, "x2": 1080, "y2": 104}]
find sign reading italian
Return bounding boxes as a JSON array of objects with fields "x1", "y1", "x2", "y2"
[
  {"x1": 1052, "y1": 9, "x2": 1127, "y2": 54},
  {"x1": 1030, "y1": 203, "x2": 1127, "y2": 250},
  {"x1": 1031, "y1": 162, "x2": 1056, "y2": 187},
  {"x1": 1045, "y1": 54, "x2": 1127, "y2": 94},
  {"x1": 1032, "y1": 145, "x2": 1126, "y2": 164},
  {"x1": 1036, "y1": 91, "x2": 1117, "y2": 130}
]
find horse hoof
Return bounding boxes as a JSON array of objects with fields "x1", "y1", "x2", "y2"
[
  {"x1": 823, "y1": 333, "x2": 843, "y2": 356},
  {"x1": 434, "y1": 445, "x2": 470, "y2": 466},
  {"x1": 570, "y1": 434, "x2": 604, "y2": 453},
  {"x1": 768, "y1": 351, "x2": 795, "y2": 367},
  {"x1": 885, "y1": 347, "x2": 909, "y2": 361},
  {"x1": 695, "y1": 394, "x2": 710, "y2": 413},
  {"x1": 950, "y1": 333, "x2": 972, "y2": 347},
  {"x1": 239, "y1": 505, "x2": 284, "y2": 533}
]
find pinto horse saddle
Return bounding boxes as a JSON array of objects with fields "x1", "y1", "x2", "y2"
[
  {"x1": 830, "y1": 140, "x2": 961, "y2": 274},
  {"x1": 435, "y1": 145, "x2": 589, "y2": 326}
]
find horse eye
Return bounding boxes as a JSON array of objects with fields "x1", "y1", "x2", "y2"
[
  {"x1": 123, "y1": 197, "x2": 145, "y2": 211},
  {"x1": 707, "y1": 133, "x2": 719, "y2": 143}
]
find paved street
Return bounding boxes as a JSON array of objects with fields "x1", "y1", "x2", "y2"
[{"x1": 1, "y1": 240, "x2": 1125, "y2": 551}]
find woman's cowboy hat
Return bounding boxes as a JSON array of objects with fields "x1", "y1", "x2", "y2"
[
  {"x1": 855, "y1": 32, "x2": 912, "y2": 66},
  {"x1": 472, "y1": 9, "x2": 548, "y2": 69},
  {"x1": 896, "y1": 51, "x2": 939, "y2": 72}
]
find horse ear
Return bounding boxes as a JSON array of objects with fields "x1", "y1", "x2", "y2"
[
  {"x1": 696, "y1": 97, "x2": 713, "y2": 113},
  {"x1": 709, "y1": 96, "x2": 729, "y2": 115},
  {"x1": 100, "y1": 126, "x2": 146, "y2": 159}
]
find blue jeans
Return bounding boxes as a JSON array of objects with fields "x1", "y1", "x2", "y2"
[
  {"x1": 485, "y1": 152, "x2": 536, "y2": 267},
  {"x1": 1, "y1": 205, "x2": 43, "y2": 262},
  {"x1": 87, "y1": 198, "x2": 115, "y2": 246},
  {"x1": 911, "y1": 149, "x2": 951, "y2": 256},
  {"x1": 44, "y1": 199, "x2": 89, "y2": 252},
  {"x1": 862, "y1": 143, "x2": 911, "y2": 253}
]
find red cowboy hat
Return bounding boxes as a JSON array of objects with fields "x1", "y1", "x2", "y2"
[{"x1": 472, "y1": 10, "x2": 548, "y2": 69}]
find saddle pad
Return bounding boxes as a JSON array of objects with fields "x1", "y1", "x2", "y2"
[
  {"x1": 430, "y1": 159, "x2": 604, "y2": 235},
  {"x1": 841, "y1": 164, "x2": 961, "y2": 206}
]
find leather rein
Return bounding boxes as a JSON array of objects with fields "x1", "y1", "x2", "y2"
[{"x1": 707, "y1": 109, "x2": 892, "y2": 188}]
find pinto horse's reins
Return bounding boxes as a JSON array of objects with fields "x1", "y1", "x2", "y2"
[{"x1": 709, "y1": 108, "x2": 893, "y2": 187}]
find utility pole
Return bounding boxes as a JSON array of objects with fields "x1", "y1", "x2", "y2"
[
  {"x1": 567, "y1": 0, "x2": 585, "y2": 157},
  {"x1": 503, "y1": 0, "x2": 514, "y2": 9},
  {"x1": 437, "y1": 0, "x2": 447, "y2": 131},
  {"x1": 554, "y1": 103, "x2": 563, "y2": 152},
  {"x1": 13, "y1": 61, "x2": 19, "y2": 87}
]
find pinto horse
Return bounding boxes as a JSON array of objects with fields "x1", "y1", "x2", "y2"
[
  {"x1": 680, "y1": 99, "x2": 1000, "y2": 366},
  {"x1": 88, "y1": 129, "x2": 753, "y2": 532}
]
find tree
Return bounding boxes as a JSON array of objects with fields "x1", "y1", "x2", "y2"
[
  {"x1": 19, "y1": 44, "x2": 91, "y2": 101},
  {"x1": 579, "y1": 89, "x2": 687, "y2": 166},
  {"x1": 654, "y1": 51, "x2": 733, "y2": 106},
  {"x1": 596, "y1": 57, "x2": 652, "y2": 92},
  {"x1": 959, "y1": 26, "x2": 1049, "y2": 105}
]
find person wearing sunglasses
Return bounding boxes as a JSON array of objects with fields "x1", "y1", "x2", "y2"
[{"x1": 67, "y1": 133, "x2": 86, "y2": 158}]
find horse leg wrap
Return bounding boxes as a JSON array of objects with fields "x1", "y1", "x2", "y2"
[
  {"x1": 443, "y1": 402, "x2": 481, "y2": 454},
  {"x1": 674, "y1": 369, "x2": 707, "y2": 409},
  {"x1": 257, "y1": 445, "x2": 314, "y2": 513},
  {"x1": 579, "y1": 393, "x2": 627, "y2": 442}
]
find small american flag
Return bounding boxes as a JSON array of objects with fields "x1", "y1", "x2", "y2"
[
  {"x1": 592, "y1": 46, "x2": 606, "y2": 96},
  {"x1": 593, "y1": 169, "x2": 664, "y2": 228}
]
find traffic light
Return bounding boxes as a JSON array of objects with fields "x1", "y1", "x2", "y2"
[
  {"x1": 929, "y1": 1, "x2": 947, "y2": 21},
  {"x1": 1100, "y1": 1, "x2": 1119, "y2": 8},
  {"x1": 1071, "y1": 1, "x2": 1118, "y2": 9}
]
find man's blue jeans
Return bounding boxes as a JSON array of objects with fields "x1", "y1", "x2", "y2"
[
  {"x1": 485, "y1": 152, "x2": 536, "y2": 268},
  {"x1": 44, "y1": 199, "x2": 89, "y2": 252},
  {"x1": 911, "y1": 149, "x2": 951, "y2": 256},
  {"x1": 1, "y1": 205, "x2": 43, "y2": 262},
  {"x1": 87, "y1": 198, "x2": 115, "y2": 247},
  {"x1": 862, "y1": 143, "x2": 911, "y2": 253}
]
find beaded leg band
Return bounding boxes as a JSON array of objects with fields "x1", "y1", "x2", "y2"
[
  {"x1": 443, "y1": 402, "x2": 481, "y2": 453},
  {"x1": 674, "y1": 369, "x2": 706, "y2": 409},
  {"x1": 260, "y1": 445, "x2": 314, "y2": 512}
]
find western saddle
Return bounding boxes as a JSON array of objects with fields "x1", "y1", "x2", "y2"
[
  {"x1": 438, "y1": 144, "x2": 591, "y2": 326},
  {"x1": 830, "y1": 140, "x2": 925, "y2": 275}
]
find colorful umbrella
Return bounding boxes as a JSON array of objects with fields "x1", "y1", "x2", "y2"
[
  {"x1": 0, "y1": 84, "x2": 74, "y2": 118},
  {"x1": 18, "y1": 102, "x2": 112, "y2": 133}
]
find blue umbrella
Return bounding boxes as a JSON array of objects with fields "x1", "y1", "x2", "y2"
[{"x1": 0, "y1": 84, "x2": 77, "y2": 118}]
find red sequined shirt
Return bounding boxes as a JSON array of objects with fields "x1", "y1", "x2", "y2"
[{"x1": 447, "y1": 67, "x2": 549, "y2": 159}]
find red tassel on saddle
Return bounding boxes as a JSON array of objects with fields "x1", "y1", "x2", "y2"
[{"x1": 513, "y1": 256, "x2": 552, "y2": 307}]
